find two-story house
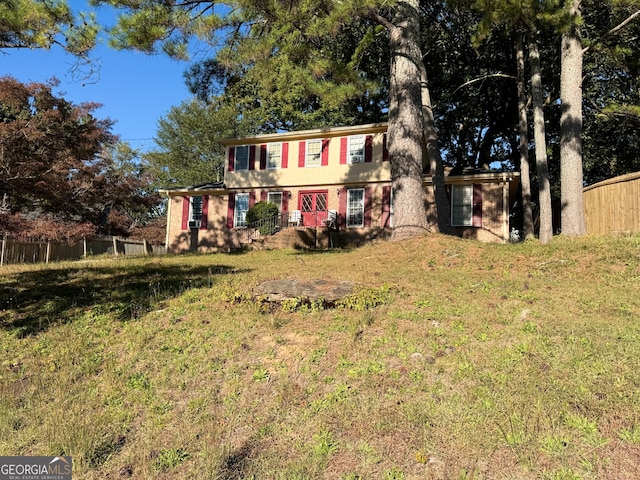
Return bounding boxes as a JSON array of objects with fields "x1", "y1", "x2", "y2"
[{"x1": 162, "y1": 123, "x2": 520, "y2": 252}]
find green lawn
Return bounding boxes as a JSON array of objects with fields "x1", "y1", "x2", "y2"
[{"x1": 1, "y1": 234, "x2": 639, "y2": 479}]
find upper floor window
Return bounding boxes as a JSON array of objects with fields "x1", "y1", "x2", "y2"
[
  {"x1": 235, "y1": 146, "x2": 249, "y2": 171},
  {"x1": 306, "y1": 140, "x2": 322, "y2": 167},
  {"x1": 347, "y1": 188, "x2": 365, "y2": 227},
  {"x1": 348, "y1": 136, "x2": 365, "y2": 164},
  {"x1": 188, "y1": 196, "x2": 203, "y2": 229},
  {"x1": 451, "y1": 184, "x2": 473, "y2": 226},
  {"x1": 267, "y1": 143, "x2": 282, "y2": 169}
]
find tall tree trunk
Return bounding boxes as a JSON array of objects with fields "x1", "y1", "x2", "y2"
[
  {"x1": 528, "y1": 34, "x2": 553, "y2": 244},
  {"x1": 515, "y1": 29, "x2": 535, "y2": 240},
  {"x1": 388, "y1": 0, "x2": 430, "y2": 241},
  {"x1": 560, "y1": 0, "x2": 586, "y2": 236},
  {"x1": 419, "y1": 58, "x2": 452, "y2": 235}
]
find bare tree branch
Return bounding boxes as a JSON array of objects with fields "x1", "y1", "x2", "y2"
[{"x1": 451, "y1": 73, "x2": 516, "y2": 96}]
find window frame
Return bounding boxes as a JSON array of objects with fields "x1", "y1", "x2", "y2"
[
  {"x1": 305, "y1": 139, "x2": 322, "y2": 167},
  {"x1": 188, "y1": 195, "x2": 203, "y2": 228},
  {"x1": 348, "y1": 135, "x2": 365, "y2": 164},
  {"x1": 267, "y1": 143, "x2": 282, "y2": 170},
  {"x1": 451, "y1": 184, "x2": 473, "y2": 226},
  {"x1": 234, "y1": 193, "x2": 250, "y2": 228},
  {"x1": 267, "y1": 192, "x2": 283, "y2": 213},
  {"x1": 346, "y1": 188, "x2": 365, "y2": 228},
  {"x1": 234, "y1": 145, "x2": 250, "y2": 171}
]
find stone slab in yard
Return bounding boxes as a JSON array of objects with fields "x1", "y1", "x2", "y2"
[{"x1": 254, "y1": 279, "x2": 356, "y2": 302}]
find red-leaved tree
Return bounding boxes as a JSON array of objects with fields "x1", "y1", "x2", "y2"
[{"x1": 0, "y1": 76, "x2": 162, "y2": 241}]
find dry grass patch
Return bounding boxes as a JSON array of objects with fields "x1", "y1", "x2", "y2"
[{"x1": 1, "y1": 234, "x2": 640, "y2": 479}]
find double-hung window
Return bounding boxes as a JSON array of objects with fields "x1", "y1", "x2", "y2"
[
  {"x1": 188, "y1": 196, "x2": 203, "y2": 229},
  {"x1": 234, "y1": 193, "x2": 249, "y2": 227},
  {"x1": 348, "y1": 136, "x2": 365, "y2": 164},
  {"x1": 235, "y1": 146, "x2": 249, "y2": 171},
  {"x1": 347, "y1": 188, "x2": 365, "y2": 227},
  {"x1": 306, "y1": 140, "x2": 322, "y2": 167},
  {"x1": 451, "y1": 184, "x2": 473, "y2": 226},
  {"x1": 267, "y1": 143, "x2": 282, "y2": 169},
  {"x1": 267, "y1": 192, "x2": 283, "y2": 213}
]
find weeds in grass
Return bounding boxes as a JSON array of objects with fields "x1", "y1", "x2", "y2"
[
  {"x1": 338, "y1": 285, "x2": 392, "y2": 310},
  {"x1": 154, "y1": 448, "x2": 190, "y2": 471},
  {"x1": 252, "y1": 367, "x2": 269, "y2": 383},
  {"x1": 383, "y1": 466, "x2": 406, "y2": 479},
  {"x1": 619, "y1": 425, "x2": 640, "y2": 444},
  {"x1": 1, "y1": 237, "x2": 640, "y2": 478}
]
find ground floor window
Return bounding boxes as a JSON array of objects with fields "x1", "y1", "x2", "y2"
[
  {"x1": 347, "y1": 188, "x2": 365, "y2": 227},
  {"x1": 235, "y1": 193, "x2": 249, "y2": 227},
  {"x1": 451, "y1": 184, "x2": 473, "y2": 226},
  {"x1": 267, "y1": 192, "x2": 283, "y2": 212},
  {"x1": 189, "y1": 196, "x2": 203, "y2": 228}
]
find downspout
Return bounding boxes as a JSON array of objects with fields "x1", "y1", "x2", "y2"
[
  {"x1": 164, "y1": 193, "x2": 172, "y2": 249},
  {"x1": 502, "y1": 173, "x2": 509, "y2": 243}
]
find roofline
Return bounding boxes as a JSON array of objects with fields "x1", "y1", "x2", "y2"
[
  {"x1": 443, "y1": 171, "x2": 520, "y2": 184},
  {"x1": 159, "y1": 182, "x2": 226, "y2": 196},
  {"x1": 159, "y1": 171, "x2": 520, "y2": 196},
  {"x1": 221, "y1": 122, "x2": 389, "y2": 146}
]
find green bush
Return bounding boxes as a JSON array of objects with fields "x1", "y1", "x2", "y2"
[{"x1": 246, "y1": 201, "x2": 280, "y2": 235}]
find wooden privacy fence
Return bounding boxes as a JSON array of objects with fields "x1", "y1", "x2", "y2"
[
  {"x1": 0, "y1": 236, "x2": 167, "y2": 266},
  {"x1": 583, "y1": 171, "x2": 640, "y2": 235}
]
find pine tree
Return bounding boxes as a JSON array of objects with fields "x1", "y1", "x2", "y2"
[
  {"x1": 103, "y1": 0, "x2": 438, "y2": 239},
  {"x1": 560, "y1": 0, "x2": 586, "y2": 236}
]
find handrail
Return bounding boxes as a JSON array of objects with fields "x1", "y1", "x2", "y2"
[
  {"x1": 241, "y1": 213, "x2": 288, "y2": 244},
  {"x1": 240, "y1": 210, "x2": 339, "y2": 244}
]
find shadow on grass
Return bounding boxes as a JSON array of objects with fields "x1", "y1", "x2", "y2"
[
  {"x1": 0, "y1": 261, "x2": 252, "y2": 337},
  {"x1": 220, "y1": 439, "x2": 257, "y2": 479}
]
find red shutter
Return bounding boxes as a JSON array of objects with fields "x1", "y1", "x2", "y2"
[
  {"x1": 228, "y1": 147, "x2": 235, "y2": 172},
  {"x1": 340, "y1": 137, "x2": 348, "y2": 165},
  {"x1": 249, "y1": 191, "x2": 256, "y2": 209},
  {"x1": 338, "y1": 188, "x2": 347, "y2": 227},
  {"x1": 249, "y1": 145, "x2": 256, "y2": 170},
  {"x1": 181, "y1": 196, "x2": 190, "y2": 230},
  {"x1": 364, "y1": 186, "x2": 373, "y2": 227},
  {"x1": 383, "y1": 133, "x2": 389, "y2": 162},
  {"x1": 473, "y1": 184, "x2": 483, "y2": 227},
  {"x1": 260, "y1": 144, "x2": 267, "y2": 170},
  {"x1": 227, "y1": 194, "x2": 235, "y2": 228},
  {"x1": 321, "y1": 138, "x2": 329, "y2": 166},
  {"x1": 200, "y1": 195, "x2": 209, "y2": 230},
  {"x1": 282, "y1": 142, "x2": 289, "y2": 168},
  {"x1": 381, "y1": 185, "x2": 391, "y2": 228},
  {"x1": 260, "y1": 191, "x2": 267, "y2": 202},
  {"x1": 298, "y1": 141, "x2": 306, "y2": 167},
  {"x1": 282, "y1": 190, "x2": 289, "y2": 212},
  {"x1": 365, "y1": 135, "x2": 373, "y2": 163}
]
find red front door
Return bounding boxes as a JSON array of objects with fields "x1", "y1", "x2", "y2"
[{"x1": 299, "y1": 191, "x2": 328, "y2": 226}]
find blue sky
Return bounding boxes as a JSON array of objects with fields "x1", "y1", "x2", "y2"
[{"x1": 1, "y1": 2, "x2": 204, "y2": 153}]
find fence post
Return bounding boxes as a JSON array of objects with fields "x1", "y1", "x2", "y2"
[
  {"x1": 83, "y1": 237, "x2": 87, "y2": 259},
  {"x1": 143, "y1": 238, "x2": 149, "y2": 255},
  {"x1": 46, "y1": 241, "x2": 51, "y2": 264},
  {"x1": 112, "y1": 236, "x2": 118, "y2": 257},
  {"x1": 0, "y1": 235, "x2": 5, "y2": 266}
]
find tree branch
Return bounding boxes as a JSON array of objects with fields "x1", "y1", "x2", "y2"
[
  {"x1": 451, "y1": 73, "x2": 516, "y2": 96},
  {"x1": 583, "y1": 9, "x2": 640, "y2": 54}
]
